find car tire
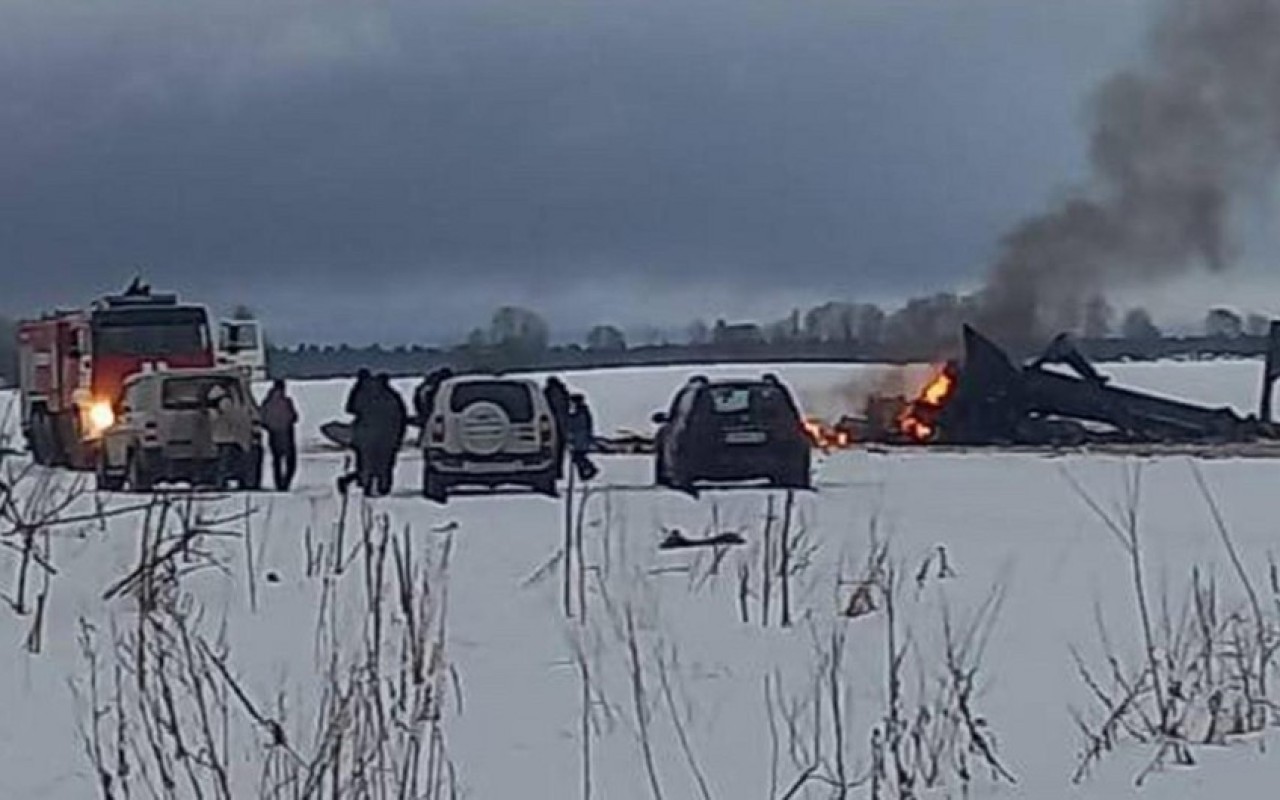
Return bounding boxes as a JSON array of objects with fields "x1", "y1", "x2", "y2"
[
  {"x1": 533, "y1": 468, "x2": 559, "y2": 498},
  {"x1": 668, "y1": 447, "x2": 696, "y2": 492},
  {"x1": 213, "y1": 444, "x2": 240, "y2": 490},
  {"x1": 773, "y1": 453, "x2": 812, "y2": 490},
  {"x1": 127, "y1": 450, "x2": 156, "y2": 493},
  {"x1": 95, "y1": 452, "x2": 124, "y2": 492},
  {"x1": 422, "y1": 459, "x2": 449, "y2": 504},
  {"x1": 54, "y1": 411, "x2": 93, "y2": 469},
  {"x1": 241, "y1": 446, "x2": 264, "y2": 491},
  {"x1": 29, "y1": 410, "x2": 56, "y2": 466}
]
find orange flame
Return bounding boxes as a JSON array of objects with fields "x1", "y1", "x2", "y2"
[
  {"x1": 804, "y1": 417, "x2": 854, "y2": 451},
  {"x1": 898, "y1": 367, "x2": 956, "y2": 443},
  {"x1": 922, "y1": 372, "x2": 954, "y2": 407}
]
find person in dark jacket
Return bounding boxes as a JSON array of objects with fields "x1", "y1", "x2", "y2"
[
  {"x1": 345, "y1": 368, "x2": 373, "y2": 415},
  {"x1": 363, "y1": 374, "x2": 408, "y2": 497},
  {"x1": 338, "y1": 368, "x2": 374, "y2": 495},
  {"x1": 412, "y1": 374, "x2": 432, "y2": 446},
  {"x1": 565, "y1": 393, "x2": 599, "y2": 481},
  {"x1": 544, "y1": 376, "x2": 571, "y2": 479},
  {"x1": 260, "y1": 379, "x2": 299, "y2": 491}
]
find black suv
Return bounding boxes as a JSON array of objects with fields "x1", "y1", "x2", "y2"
[{"x1": 652, "y1": 375, "x2": 811, "y2": 491}]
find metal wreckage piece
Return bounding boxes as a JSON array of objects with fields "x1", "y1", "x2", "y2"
[{"x1": 928, "y1": 325, "x2": 1280, "y2": 447}]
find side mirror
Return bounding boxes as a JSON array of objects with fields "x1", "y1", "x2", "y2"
[{"x1": 651, "y1": 411, "x2": 669, "y2": 425}]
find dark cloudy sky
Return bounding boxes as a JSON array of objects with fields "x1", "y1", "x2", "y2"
[{"x1": 3, "y1": 0, "x2": 1270, "y2": 344}]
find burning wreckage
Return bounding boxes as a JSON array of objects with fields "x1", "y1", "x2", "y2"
[{"x1": 807, "y1": 323, "x2": 1280, "y2": 452}]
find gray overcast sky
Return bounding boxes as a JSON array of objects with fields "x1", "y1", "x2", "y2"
[{"x1": 4, "y1": 0, "x2": 1268, "y2": 345}]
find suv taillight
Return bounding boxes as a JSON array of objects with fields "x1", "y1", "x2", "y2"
[
  {"x1": 430, "y1": 416, "x2": 445, "y2": 443},
  {"x1": 538, "y1": 415, "x2": 553, "y2": 442}
]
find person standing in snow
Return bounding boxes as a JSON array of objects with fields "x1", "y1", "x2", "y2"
[
  {"x1": 543, "y1": 376, "x2": 571, "y2": 478},
  {"x1": 260, "y1": 379, "x2": 299, "y2": 491},
  {"x1": 338, "y1": 368, "x2": 375, "y2": 495},
  {"x1": 363, "y1": 374, "x2": 408, "y2": 497},
  {"x1": 565, "y1": 393, "x2": 599, "y2": 481},
  {"x1": 412, "y1": 373, "x2": 433, "y2": 430},
  {"x1": 413, "y1": 367, "x2": 453, "y2": 445}
]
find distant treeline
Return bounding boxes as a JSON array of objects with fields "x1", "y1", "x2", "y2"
[
  {"x1": 262, "y1": 300, "x2": 1279, "y2": 379},
  {"x1": 266, "y1": 332, "x2": 1279, "y2": 381}
]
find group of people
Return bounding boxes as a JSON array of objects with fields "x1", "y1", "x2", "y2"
[
  {"x1": 544, "y1": 376, "x2": 599, "y2": 482},
  {"x1": 338, "y1": 369, "x2": 409, "y2": 497},
  {"x1": 248, "y1": 368, "x2": 602, "y2": 496}
]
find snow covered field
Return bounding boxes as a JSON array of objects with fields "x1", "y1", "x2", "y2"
[{"x1": 2, "y1": 359, "x2": 1280, "y2": 799}]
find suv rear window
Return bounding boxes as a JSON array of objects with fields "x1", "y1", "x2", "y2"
[
  {"x1": 162, "y1": 376, "x2": 243, "y2": 410},
  {"x1": 706, "y1": 384, "x2": 795, "y2": 418},
  {"x1": 710, "y1": 387, "x2": 753, "y2": 414},
  {"x1": 449, "y1": 381, "x2": 535, "y2": 422}
]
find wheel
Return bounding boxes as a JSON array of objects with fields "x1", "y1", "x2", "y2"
[
  {"x1": 668, "y1": 447, "x2": 696, "y2": 493},
  {"x1": 127, "y1": 451, "x2": 156, "y2": 493},
  {"x1": 653, "y1": 446, "x2": 668, "y2": 488},
  {"x1": 240, "y1": 446, "x2": 264, "y2": 491},
  {"x1": 52, "y1": 412, "x2": 85, "y2": 468},
  {"x1": 772, "y1": 453, "x2": 812, "y2": 490},
  {"x1": 195, "y1": 461, "x2": 220, "y2": 490},
  {"x1": 532, "y1": 467, "x2": 559, "y2": 498},
  {"x1": 60, "y1": 411, "x2": 91, "y2": 470},
  {"x1": 95, "y1": 451, "x2": 124, "y2": 492},
  {"x1": 28, "y1": 410, "x2": 57, "y2": 466},
  {"x1": 214, "y1": 444, "x2": 239, "y2": 490},
  {"x1": 422, "y1": 458, "x2": 448, "y2": 504}
]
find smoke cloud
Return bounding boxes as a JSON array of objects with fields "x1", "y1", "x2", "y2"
[{"x1": 976, "y1": 0, "x2": 1280, "y2": 345}]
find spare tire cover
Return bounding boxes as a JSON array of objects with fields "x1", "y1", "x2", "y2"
[{"x1": 459, "y1": 401, "x2": 511, "y2": 455}]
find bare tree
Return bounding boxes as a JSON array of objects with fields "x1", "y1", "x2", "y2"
[
  {"x1": 1204, "y1": 307, "x2": 1244, "y2": 339},
  {"x1": 586, "y1": 325, "x2": 628, "y2": 353},
  {"x1": 1121, "y1": 307, "x2": 1162, "y2": 341}
]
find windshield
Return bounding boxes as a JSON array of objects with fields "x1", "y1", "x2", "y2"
[
  {"x1": 449, "y1": 381, "x2": 535, "y2": 422},
  {"x1": 162, "y1": 376, "x2": 244, "y2": 410},
  {"x1": 93, "y1": 307, "x2": 210, "y2": 357},
  {"x1": 219, "y1": 322, "x2": 259, "y2": 352}
]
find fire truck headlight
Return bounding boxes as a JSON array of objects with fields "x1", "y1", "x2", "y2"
[{"x1": 88, "y1": 401, "x2": 116, "y2": 434}]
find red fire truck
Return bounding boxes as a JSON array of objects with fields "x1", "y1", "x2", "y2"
[{"x1": 16, "y1": 282, "x2": 215, "y2": 468}]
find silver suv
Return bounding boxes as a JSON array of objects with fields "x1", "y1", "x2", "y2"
[
  {"x1": 421, "y1": 376, "x2": 559, "y2": 502},
  {"x1": 96, "y1": 367, "x2": 264, "y2": 492}
]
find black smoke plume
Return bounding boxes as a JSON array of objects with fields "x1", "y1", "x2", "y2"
[{"x1": 975, "y1": 0, "x2": 1280, "y2": 346}]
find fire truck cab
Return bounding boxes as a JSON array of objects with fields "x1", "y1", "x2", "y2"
[{"x1": 16, "y1": 283, "x2": 215, "y2": 469}]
